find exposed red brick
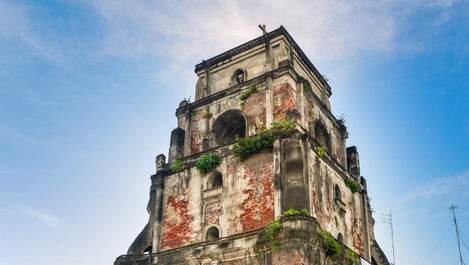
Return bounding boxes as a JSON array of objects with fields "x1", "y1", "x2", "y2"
[
  {"x1": 351, "y1": 216, "x2": 365, "y2": 256},
  {"x1": 160, "y1": 195, "x2": 192, "y2": 249},
  {"x1": 243, "y1": 89, "x2": 266, "y2": 130},
  {"x1": 239, "y1": 153, "x2": 275, "y2": 232},
  {"x1": 273, "y1": 84, "x2": 296, "y2": 120},
  {"x1": 190, "y1": 136, "x2": 201, "y2": 155},
  {"x1": 204, "y1": 202, "x2": 223, "y2": 225}
]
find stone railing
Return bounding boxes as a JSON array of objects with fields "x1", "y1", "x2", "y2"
[{"x1": 203, "y1": 186, "x2": 222, "y2": 199}]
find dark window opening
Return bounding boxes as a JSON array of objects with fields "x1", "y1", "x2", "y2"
[
  {"x1": 334, "y1": 184, "x2": 341, "y2": 200},
  {"x1": 233, "y1": 69, "x2": 245, "y2": 84},
  {"x1": 206, "y1": 227, "x2": 220, "y2": 241},
  {"x1": 315, "y1": 122, "x2": 330, "y2": 152},
  {"x1": 337, "y1": 233, "x2": 343, "y2": 243},
  {"x1": 207, "y1": 171, "x2": 223, "y2": 189},
  {"x1": 212, "y1": 110, "x2": 246, "y2": 146},
  {"x1": 143, "y1": 245, "x2": 152, "y2": 254}
]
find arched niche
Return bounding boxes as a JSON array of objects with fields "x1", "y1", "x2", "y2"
[
  {"x1": 207, "y1": 171, "x2": 223, "y2": 190},
  {"x1": 337, "y1": 233, "x2": 344, "y2": 243},
  {"x1": 314, "y1": 121, "x2": 330, "y2": 152},
  {"x1": 206, "y1": 227, "x2": 220, "y2": 241},
  {"x1": 212, "y1": 109, "x2": 246, "y2": 146},
  {"x1": 334, "y1": 184, "x2": 341, "y2": 201},
  {"x1": 232, "y1": 69, "x2": 245, "y2": 85}
]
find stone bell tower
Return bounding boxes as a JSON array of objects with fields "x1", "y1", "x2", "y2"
[{"x1": 114, "y1": 26, "x2": 389, "y2": 265}]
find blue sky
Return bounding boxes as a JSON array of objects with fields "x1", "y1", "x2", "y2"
[{"x1": 0, "y1": 1, "x2": 468, "y2": 265}]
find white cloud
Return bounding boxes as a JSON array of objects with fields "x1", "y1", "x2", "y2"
[
  {"x1": 87, "y1": 0, "x2": 400, "y2": 63},
  {"x1": 406, "y1": 171, "x2": 469, "y2": 201},
  {"x1": 21, "y1": 208, "x2": 60, "y2": 227},
  {"x1": 0, "y1": 0, "x2": 64, "y2": 63}
]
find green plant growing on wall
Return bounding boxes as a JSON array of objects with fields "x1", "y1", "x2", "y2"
[
  {"x1": 282, "y1": 208, "x2": 301, "y2": 216},
  {"x1": 261, "y1": 209, "x2": 312, "y2": 251},
  {"x1": 338, "y1": 114, "x2": 346, "y2": 124},
  {"x1": 319, "y1": 230, "x2": 340, "y2": 256},
  {"x1": 264, "y1": 217, "x2": 282, "y2": 240},
  {"x1": 204, "y1": 108, "x2": 213, "y2": 119},
  {"x1": 240, "y1": 84, "x2": 258, "y2": 100},
  {"x1": 171, "y1": 159, "x2": 185, "y2": 172},
  {"x1": 302, "y1": 81, "x2": 311, "y2": 91},
  {"x1": 345, "y1": 179, "x2": 360, "y2": 193},
  {"x1": 272, "y1": 240, "x2": 281, "y2": 250},
  {"x1": 196, "y1": 153, "x2": 221, "y2": 173},
  {"x1": 233, "y1": 130, "x2": 276, "y2": 161},
  {"x1": 271, "y1": 119, "x2": 295, "y2": 131},
  {"x1": 346, "y1": 249, "x2": 360, "y2": 265},
  {"x1": 282, "y1": 208, "x2": 309, "y2": 217},
  {"x1": 240, "y1": 84, "x2": 258, "y2": 108},
  {"x1": 316, "y1": 146, "x2": 326, "y2": 157}
]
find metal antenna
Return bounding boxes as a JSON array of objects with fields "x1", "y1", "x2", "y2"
[
  {"x1": 450, "y1": 204, "x2": 465, "y2": 265},
  {"x1": 382, "y1": 210, "x2": 396, "y2": 265}
]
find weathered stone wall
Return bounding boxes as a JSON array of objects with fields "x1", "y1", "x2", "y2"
[
  {"x1": 303, "y1": 91, "x2": 347, "y2": 167},
  {"x1": 117, "y1": 216, "x2": 363, "y2": 265},
  {"x1": 307, "y1": 143, "x2": 365, "y2": 257},
  {"x1": 159, "y1": 152, "x2": 275, "y2": 250},
  {"x1": 187, "y1": 83, "x2": 268, "y2": 155},
  {"x1": 207, "y1": 48, "x2": 267, "y2": 95}
]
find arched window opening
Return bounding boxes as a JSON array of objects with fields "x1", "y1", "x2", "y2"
[
  {"x1": 334, "y1": 184, "x2": 341, "y2": 201},
  {"x1": 233, "y1": 69, "x2": 245, "y2": 85},
  {"x1": 337, "y1": 233, "x2": 343, "y2": 243},
  {"x1": 212, "y1": 110, "x2": 246, "y2": 146},
  {"x1": 207, "y1": 171, "x2": 223, "y2": 189},
  {"x1": 206, "y1": 227, "x2": 220, "y2": 241},
  {"x1": 143, "y1": 245, "x2": 152, "y2": 254},
  {"x1": 314, "y1": 122, "x2": 330, "y2": 152}
]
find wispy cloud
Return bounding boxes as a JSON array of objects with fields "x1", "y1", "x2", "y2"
[
  {"x1": 88, "y1": 0, "x2": 398, "y2": 62},
  {"x1": 2, "y1": 0, "x2": 462, "y2": 84},
  {"x1": 0, "y1": 1, "x2": 64, "y2": 63},
  {"x1": 405, "y1": 171, "x2": 469, "y2": 201},
  {"x1": 21, "y1": 208, "x2": 60, "y2": 227},
  {"x1": 81, "y1": 0, "x2": 467, "y2": 90}
]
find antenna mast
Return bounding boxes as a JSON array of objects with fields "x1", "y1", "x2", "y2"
[
  {"x1": 383, "y1": 210, "x2": 396, "y2": 265},
  {"x1": 450, "y1": 204, "x2": 465, "y2": 265}
]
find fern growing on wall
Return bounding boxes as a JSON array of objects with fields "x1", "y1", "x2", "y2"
[
  {"x1": 232, "y1": 130, "x2": 275, "y2": 161},
  {"x1": 196, "y1": 153, "x2": 221, "y2": 174}
]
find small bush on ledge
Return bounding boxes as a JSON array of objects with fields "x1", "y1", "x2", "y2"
[
  {"x1": 240, "y1": 84, "x2": 258, "y2": 101},
  {"x1": 233, "y1": 130, "x2": 276, "y2": 161},
  {"x1": 271, "y1": 119, "x2": 295, "y2": 131},
  {"x1": 282, "y1": 208, "x2": 309, "y2": 216},
  {"x1": 196, "y1": 153, "x2": 221, "y2": 174},
  {"x1": 345, "y1": 179, "x2": 360, "y2": 193},
  {"x1": 316, "y1": 146, "x2": 326, "y2": 157},
  {"x1": 264, "y1": 217, "x2": 282, "y2": 240},
  {"x1": 171, "y1": 159, "x2": 185, "y2": 172},
  {"x1": 319, "y1": 230, "x2": 341, "y2": 256}
]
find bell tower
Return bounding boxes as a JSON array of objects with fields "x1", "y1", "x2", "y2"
[{"x1": 114, "y1": 26, "x2": 389, "y2": 265}]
